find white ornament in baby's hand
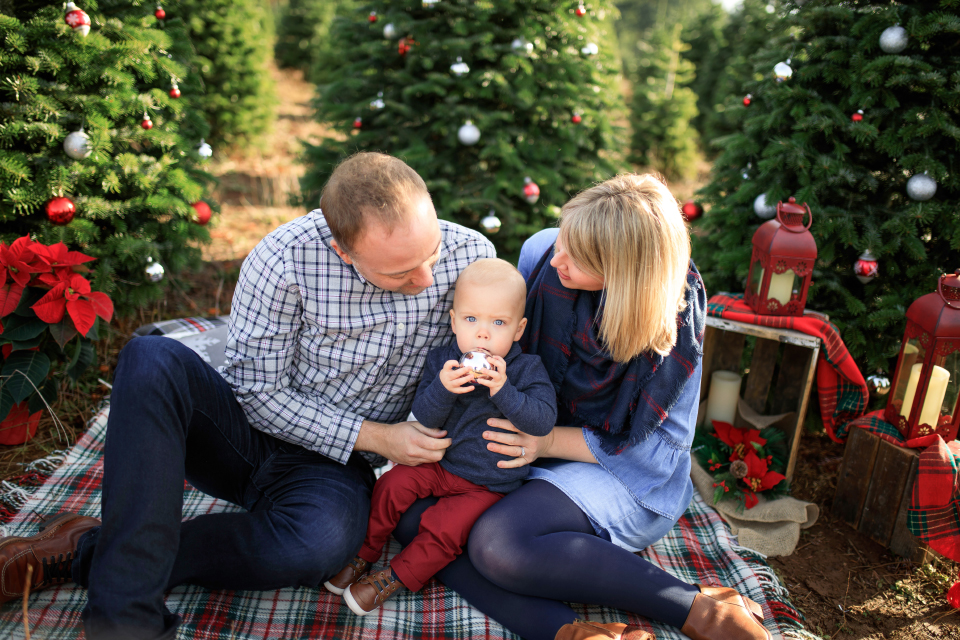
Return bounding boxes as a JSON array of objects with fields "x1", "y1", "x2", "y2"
[{"x1": 459, "y1": 351, "x2": 493, "y2": 378}]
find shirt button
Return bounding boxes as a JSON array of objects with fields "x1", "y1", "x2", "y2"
[{"x1": 397, "y1": 323, "x2": 405, "y2": 333}]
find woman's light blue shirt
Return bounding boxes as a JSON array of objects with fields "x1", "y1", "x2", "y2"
[{"x1": 518, "y1": 229, "x2": 700, "y2": 552}]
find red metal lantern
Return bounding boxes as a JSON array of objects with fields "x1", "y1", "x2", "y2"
[
  {"x1": 744, "y1": 197, "x2": 817, "y2": 316},
  {"x1": 884, "y1": 271, "x2": 960, "y2": 442}
]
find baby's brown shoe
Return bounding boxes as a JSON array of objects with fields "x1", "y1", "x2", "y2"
[
  {"x1": 323, "y1": 556, "x2": 369, "y2": 595},
  {"x1": 343, "y1": 567, "x2": 404, "y2": 616}
]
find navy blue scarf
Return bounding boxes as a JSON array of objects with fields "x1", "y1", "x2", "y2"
[{"x1": 519, "y1": 246, "x2": 706, "y2": 455}]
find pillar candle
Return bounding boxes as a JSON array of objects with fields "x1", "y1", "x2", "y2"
[
  {"x1": 705, "y1": 370, "x2": 742, "y2": 426},
  {"x1": 893, "y1": 343, "x2": 919, "y2": 399},
  {"x1": 901, "y1": 363, "x2": 951, "y2": 426},
  {"x1": 767, "y1": 270, "x2": 794, "y2": 305}
]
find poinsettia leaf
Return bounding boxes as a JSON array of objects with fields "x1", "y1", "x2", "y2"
[
  {"x1": 66, "y1": 337, "x2": 83, "y2": 371},
  {"x1": 0, "y1": 389, "x2": 12, "y2": 423},
  {"x1": 66, "y1": 299, "x2": 96, "y2": 336},
  {"x1": 0, "y1": 282, "x2": 25, "y2": 318},
  {"x1": 11, "y1": 334, "x2": 43, "y2": 351},
  {"x1": 67, "y1": 339, "x2": 96, "y2": 382},
  {"x1": 28, "y1": 378, "x2": 58, "y2": 414},
  {"x1": 31, "y1": 285, "x2": 67, "y2": 324},
  {"x1": 1, "y1": 350, "x2": 51, "y2": 403},
  {"x1": 84, "y1": 316, "x2": 99, "y2": 341},
  {"x1": 0, "y1": 316, "x2": 46, "y2": 342},
  {"x1": 87, "y1": 292, "x2": 114, "y2": 323},
  {"x1": 13, "y1": 287, "x2": 46, "y2": 317},
  {"x1": 49, "y1": 318, "x2": 79, "y2": 349}
]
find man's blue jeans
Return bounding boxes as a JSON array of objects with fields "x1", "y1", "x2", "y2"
[{"x1": 73, "y1": 336, "x2": 376, "y2": 640}]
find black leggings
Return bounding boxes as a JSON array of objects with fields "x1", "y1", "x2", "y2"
[{"x1": 393, "y1": 479, "x2": 699, "y2": 640}]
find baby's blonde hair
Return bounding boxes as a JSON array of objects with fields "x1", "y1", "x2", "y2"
[
  {"x1": 560, "y1": 173, "x2": 691, "y2": 362},
  {"x1": 454, "y1": 258, "x2": 527, "y2": 318}
]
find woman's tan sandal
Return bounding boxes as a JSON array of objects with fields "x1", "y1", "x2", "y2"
[
  {"x1": 323, "y1": 556, "x2": 369, "y2": 595},
  {"x1": 554, "y1": 619, "x2": 655, "y2": 640},
  {"x1": 679, "y1": 584, "x2": 771, "y2": 640},
  {"x1": 343, "y1": 568, "x2": 404, "y2": 616}
]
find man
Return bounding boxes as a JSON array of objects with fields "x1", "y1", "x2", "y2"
[{"x1": 0, "y1": 153, "x2": 495, "y2": 639}]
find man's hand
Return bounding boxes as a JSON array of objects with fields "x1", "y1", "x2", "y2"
[
  {"x1": 439, "y1": 360, "x2": 475, "y2": 394},
  {"x1": 475, "y1": 355, "x2": 507, "y2": 396},
  {"x1": 356, "y1": 419, "x2": 452, "y2": 466}
]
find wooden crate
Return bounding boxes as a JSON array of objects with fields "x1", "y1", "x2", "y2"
[
  {"x1": 701, "y1": 315, "x2": 821, "y2": 481},
  {"x1": 833, "y1": 427, "x2": 932, "y2": 563}
]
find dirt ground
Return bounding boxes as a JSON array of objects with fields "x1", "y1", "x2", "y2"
[{"x1": 3, "y1": 64, "x2": 960, "y2": 640}]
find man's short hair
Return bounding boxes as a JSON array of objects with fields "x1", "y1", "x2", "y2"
[{"x1": 320, "y1": 152, "x2": 431, "y2": 252}]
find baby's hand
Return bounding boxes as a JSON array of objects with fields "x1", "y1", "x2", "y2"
[
  {"x1": 440, "y1": 360, "x2": 475, "y2": 394},
  {"x1": 475, "y1": 355, "x2": 507, "y2": 396}
]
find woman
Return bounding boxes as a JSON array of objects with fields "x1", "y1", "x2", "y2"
[{"x1": 394, "y1": 174, "x2": 770, "y2": 640}]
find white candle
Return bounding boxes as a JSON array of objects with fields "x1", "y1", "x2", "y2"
[
  {"x1": 901, "y1": 363, "x2": 951, "y2": 427},
  {"x1": 767, "y1": 270, "x2": 794, "y2": 305},
  {"x1": 893, "y1": 343, "x2": 919, "y2": 398},
  {"x1": 900, "y1": 363, "x2": 923, "y2": 421},
  {"x1": 705, "y1": 370, "x2": 742, "y2": 426}
]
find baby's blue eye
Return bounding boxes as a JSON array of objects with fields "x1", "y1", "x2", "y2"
[
  {"x1": 465, "y1": 316, "x2": 476, "y2": 322},
  {"x1": 494, "y1": 319, "x2": 504, "y2": 326}
]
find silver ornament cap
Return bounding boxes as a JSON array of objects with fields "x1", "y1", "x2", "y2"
[
  {"x1": 450, "y1": 57, "x2": 470, "y2": 77},
  {"x1": 753, "y1": 193, "x2": 777, "y2": 219},
  {"x1": 458, "y1": 120, "x2": 480, "y2": 145},
  {"x1": 197, "y1": 138, "x2": 213, "y2": 159},
  {"x1": 145, "y1": 257, "x2": 165, "y2": 282},
  {"x1": 480, "y1": 210, "x2": 501, "y2": 234},
  {"x1": 63, "y1": 128, "x2": 92, "y2": 160},
  {"x1": 383, "y1": 23, "x2": 397, "y2": 39},
  {"x1": 906, "y1": 172, "x2": 936, "y2": 201},
  {"x1": 774, "y1": 60, "x2": 792, "y2": 82},
  {"x1": 879, "y1": 25, "x2": 908, "y2": 54}
]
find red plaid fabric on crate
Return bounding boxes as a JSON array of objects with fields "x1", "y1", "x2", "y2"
[{"x1": 707, "y1": 293, "x2": 868, "y2": 442}]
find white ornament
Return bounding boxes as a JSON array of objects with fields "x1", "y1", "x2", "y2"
[
  {"x1": 879, "y1": 25, "x2": 908, "y2": 54},
  {"x1": 197, "y1": 138, "x2": 213, "y2": 159},
  {"x1": 774, "y1": 59, "x2": 792, "y2": 82},
  {"x1": 450, "y1": 57, "x2": 470, "y2": 77},
  {"x1": 753, "y1": 193, "x2": 777, "y2": 219},
  {"x1": 63, "y1": 128, "x2": 92, "y2": 160},
  {"x1": 581, "y1": 42, "x2": 599, "y2": 56},
  {"x1": 145, "y1": 257, "x2": 165, "y2": 282},
  {"x1": 458, "y1": 120, "x2": 480, "y2": 145},
  {"x1": 906, "y1": 172, "x2": 936, "y2": 201},
  {"x1": 422, "y1": 0, "x2": 439, "y2": 7},
  {"x1": 480, "y1": 211, "x2": 501, "y2": 234},
  {"x1": 370, "y1": 92, "x2": 385, "y2": 110},
  {"x1": 383, "y1": 23, "x2": 397, "y2": 39},
  {"x1": 511, "y1": 38, "x2": 533, "y2": 55}
]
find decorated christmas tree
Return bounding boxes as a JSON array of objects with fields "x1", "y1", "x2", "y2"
[
  {"x1": 0, "y1": 1, "x2": 214, "y2": 313},
  {"x1": 276, "y1": 0, "x2": 355, "y2": 84},
  {"x1": 693, "y1": 0, "x2": 960, "y2": 373},
  {"x1": 300, "y1": 0, "x2": 626, "y2": 260}
]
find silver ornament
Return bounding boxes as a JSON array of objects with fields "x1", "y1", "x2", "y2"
[
  {"x1": 450, "y1": 57, "x2": 470, "y2": 77},
  {"x1": 383, "y1": 23, "x2": 397, "y2": 39},
  {"x1": 422, "y1": 0, "x2": 439, "y2": 7},
  {"x1": 879, "y1": 25, "x2": 908, "y2": 54},
  {"x1": 906, "y1": 172, "x2": 936, "y2": 201},
  {"x1": 63, "y1": 128, "x2": 92, "y2": 160},
  {"x1": 197, "y1": 138, "x2": 213, "y2": 159},
  {"x1": 145, "y1": 258, "x2": 165, "y2": 282},
  {"x1": 581, "y1": 42, "x2": 598, "y2": 56},
  {"x1": 480, "y1": 211, "x2": 501, "y2": 234},
  {"x1": 867, "y1": 373, "x2": 891, "y2": 396},
  {"x1": 458, "y1": 120, "x2": 480, "y2": 145},
  {"x1": 459, "y1": 350, "x2": 493, "y2": 377},
  {"x1": 753, "y1": 193, "x2": 777, "y2": 219},
  {"x1": 511, "y1": 38, "x2": 533, "y2": 55},
  {"x1": 774, "y1": 59, "x2": 792, "y2": 82},
  {"x1": 370, "y1": 92, "x2": 385, "y2": 110}
]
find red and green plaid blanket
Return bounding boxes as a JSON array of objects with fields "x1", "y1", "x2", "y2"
[
  {"x1": 707, "y1": 293, "x2": 868, "y2": 442},
  {"x1": 0, "y1": 405, "x2": 818, "y2": 639}
]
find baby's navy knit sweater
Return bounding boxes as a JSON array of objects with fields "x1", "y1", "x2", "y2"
[{"x1": 411, "y1": 342, "x2": 557, "y2": 493}]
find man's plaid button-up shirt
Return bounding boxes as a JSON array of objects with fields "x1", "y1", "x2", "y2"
[{"x1": 219, "y1": 210, "x2": 495, "y2": 464}]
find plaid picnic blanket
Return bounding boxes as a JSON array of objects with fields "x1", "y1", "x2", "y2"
[
  {"x1": 707, "y1": 293, "x2": 868, "y2": 443},
  {"x1": 0, "y1": 405, "x2": 819, "y2": 640}
]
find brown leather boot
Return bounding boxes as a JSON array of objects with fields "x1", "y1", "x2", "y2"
[
  {"x1": 0, "y1": 512, "x2": 100, "y2": 604},
  {"x1": 680, "y1": 584, "x2": 771, "y2": 640},
  {"x1": 323, "y1": 556, "x2": 370, "y2": 595},
  {"x1": 554, "y1": 620, "x2": 655, "y2": 640},
  {"x1": 343, "y1": 567, "x2": 404, "y2": 616}
]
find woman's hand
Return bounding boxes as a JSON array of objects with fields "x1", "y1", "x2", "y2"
[{"x1": 483, "y1": 418, "x2": 554, "y2": 468}]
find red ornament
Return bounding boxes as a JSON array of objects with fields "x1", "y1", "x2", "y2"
[
  {"x1": 64, "y1": 3, "x2": 91, "y2": 36},
  {"x1": 353, "y1": 117, "x2": 363, "y2": 129},
  {"x1": 571, "y1": 113, "x2": 582, "y2": 124},
  {"x1": 575, "y1": 4, "x2": 586, "y2": 17},
  {"x1": 46, "y1": 196, "x2": 76, "y2": 226},
  {"x1": 398, "y1": 37, "x2": 413, "y2": 56},
  {"x1": 155, "y1": 5, "x2": 166, "y2": 19},
  {"x1": 523, "y1": 177, "x2": 540, "y2": 204},
  {"x1": 169, "y1": 85, "x2": 181, "y2": 99},
  {"x1": 368, "y1": 11, "x2": 377, "y2": 22},
  {"x1": 851, "y1": 109, "x2": 863, "y2": 122},
  {"x1": 682, "y1": 200, "x2": 703, "y2": 221},
  {"x1": 743, "y1": 94, "x2": 752, "y2": 106},
  {"x1": 191, "y1": 201, "x2": 212, "y2": 226},
  {"x1": 141, "y1": 115, "x2": 153, "y2": 130},
  {"x1": 854, "y1": 250, "x2": 878, "y2": 284}
]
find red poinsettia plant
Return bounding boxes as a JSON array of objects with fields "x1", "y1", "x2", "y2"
[
  {"x1": 694, "y1": 419, "x2": 789, "y2": 511},
  {"x1": 0, "y1": 236, "x2": 113, "y2": 444}
]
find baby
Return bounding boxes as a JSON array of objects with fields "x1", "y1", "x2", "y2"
[{"x1": 325, "y1": 258, "x2": 557, "y2": 615}]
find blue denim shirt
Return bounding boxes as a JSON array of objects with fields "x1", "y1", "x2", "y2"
[{"x1": 518, "y1": 229, "x2": 700, "y2": 547}]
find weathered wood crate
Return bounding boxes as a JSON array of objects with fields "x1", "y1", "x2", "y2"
[
  {"x1": 701, "y1": 315, "x2": 821, "y2": 481},
  {"x1": 833, "y1": 427, "x2": 932, "y2": 563}
]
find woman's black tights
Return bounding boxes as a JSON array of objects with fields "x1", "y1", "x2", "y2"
[{"x1": 393, "y1": 479, "x2": 699, "y2": 640}]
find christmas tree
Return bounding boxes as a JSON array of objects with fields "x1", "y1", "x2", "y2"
[
  {"x1": 299, "y1": 0, "x2": 626, "y2": 261},
  {"x1": 276, "y1": 0, "x2": 355, "y2": 84},
  {"x1": 627, "y1": 22, "x2": 701, "y2": 180},
  {"x1": 0, "y1": 1, "x2": 213, "y2": 313},
  {"x1": 693, "y1": 0, "x2": 960, "y2": 373}
]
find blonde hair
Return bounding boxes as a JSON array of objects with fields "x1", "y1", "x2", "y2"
[
  {"x1": 320, "y1": 152, "x2": 430, "y2": 251},
  {"x1": 560, "y1": 174, "x2": 690, "y2": 362},
  {"x1": 454, "y1": 258, "x2": 527, "y2": 318}
]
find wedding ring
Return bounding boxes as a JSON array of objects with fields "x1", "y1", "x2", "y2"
[{"x1": 520, "y1": 446, "x2": 526, "y2": 458}]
